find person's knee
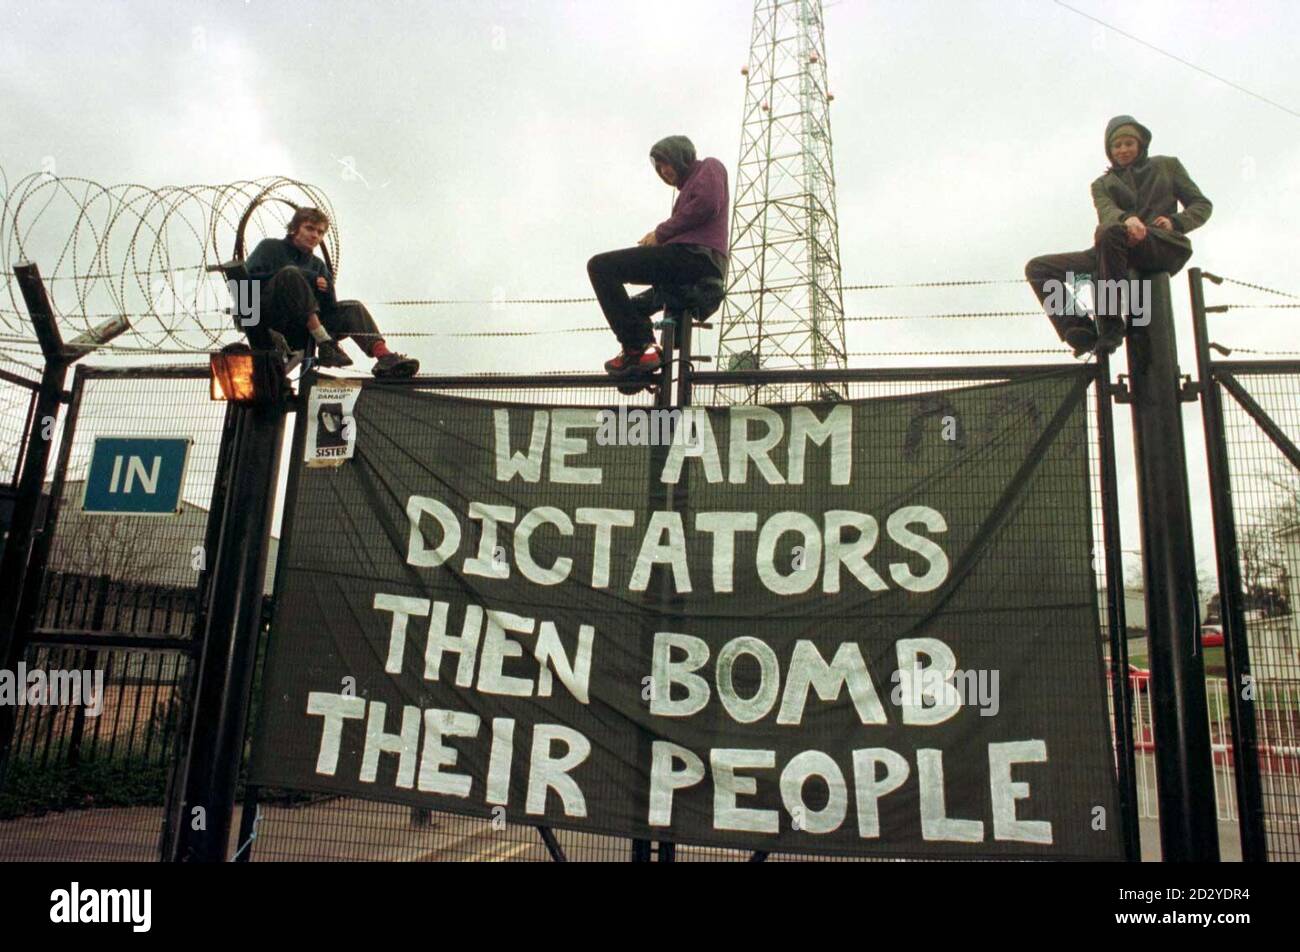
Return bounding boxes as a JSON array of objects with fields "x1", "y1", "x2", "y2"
[
  {"x1": 1025, "y1": 257, "x2": 1049, "y2": 282},
  {"x1": 1097, "y1": 222, "x2": 1128, "y2": 246},
  {"x1": 267, "y1": 266, "x2": 310, "y2": 293},
  {"x1": 587, "y1": 253, "x2": 608, "y2": 278}
]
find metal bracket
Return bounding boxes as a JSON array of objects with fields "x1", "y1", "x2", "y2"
[
  {"x1": 1109, "y1": 374, "x2": 1132, "y2": 403},
  {"x1": 1180, "y1": 375, "x2": 1201, "y2": 403},
  {"x1": 63, "y1": 315, "x2": 131, "y2": 360}
]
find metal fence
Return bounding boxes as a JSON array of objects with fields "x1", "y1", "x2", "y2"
[
  {"x1": 0, "y1": 359, "x2": 40, "y2": 494},
  {"x1": 6, "y1": 271, "x2": 1296, "y2": 862},
  {"x1": 1196, "y1": 354, "x2": 1300, "y2": 861},
  {"x1": 0, "y1": 364, "x2": 230, "y2": 861}
]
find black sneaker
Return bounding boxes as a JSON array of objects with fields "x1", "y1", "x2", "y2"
[
  {"x1": 315, "y1": 338, "x2": 354, "y2": 368},
  {"x1": 1095, "y1": 317, "x2": 1126, "y2": 356},
  {"x1": 1063, "y1": 325, "x2": 1098, "y2": 359},
  {"x1": 373, "y1": 352, "x2": 420, "y2": 378}
]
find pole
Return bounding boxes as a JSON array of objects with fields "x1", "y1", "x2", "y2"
[
  {"x1": 1188, "y1": 267, "x2": 1267, "y2": 861},
  {"x1": 1094, "y1": 354, "x2": 1141, "y2": 861},
  {"x1": 1123, "y1": 269, "x2": 1219, "y2": 861},
  {"x1": 0, "y1": 265, "x2": 72, "y2": 776},
  {"x1": 171, "y1": 393, "x2": 286, "y2": 862}
]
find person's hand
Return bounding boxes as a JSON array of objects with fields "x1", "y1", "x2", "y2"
[
  {"x1": 1124, "y1": 216, "x2": 1147, "y2": 245},
  {"x1": 1153, "y1": 216, "x2": 1174, "y2": 231},
  {"x1": 638, "y1": 231, "x2": 659, "y2": 247},
  {"x1": 316, "y1": 276, "x2": 329, "y2": 291}
]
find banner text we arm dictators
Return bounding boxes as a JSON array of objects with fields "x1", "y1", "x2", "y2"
[{"x1": 406, "y1": 406, "x2": 949, "y2": 596}]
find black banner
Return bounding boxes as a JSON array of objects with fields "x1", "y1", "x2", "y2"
[{"x1": 250, "y1": 370, "x2": 1123, "y2": 859}]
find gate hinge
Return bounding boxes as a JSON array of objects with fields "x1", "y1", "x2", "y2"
[
  {"x1": 1180, "y1": 375, "x2": 1202, "y2": 403},
  {"x1": 1109, "y1": 375, "x2": 1132, "y2": 403}
]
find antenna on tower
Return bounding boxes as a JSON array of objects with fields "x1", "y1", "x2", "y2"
[{"x1": 718, "y1": 0, "x2": 846, "y2": 399}]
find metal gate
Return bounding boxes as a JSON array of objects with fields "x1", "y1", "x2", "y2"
[
  {"x1": 0, "y1": 355, "x2": 41, "y2": 555},
  {"x1": 0, "y1": 365, "x2": 231, "y2": 860},
  {"x1": 1192, "y1": 268, "x2": 1300, "y2": 862}
]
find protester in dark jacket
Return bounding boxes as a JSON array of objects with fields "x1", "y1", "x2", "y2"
[
  {"x1": 588, "y1": 135, "x2": 730, "y2": 376},
  {"x1": 245, "y1": 208, "x2": 419, "y2": 377},
  {"x1": 1025, "y1": 115, "x2": 1212, "y2": 357}
]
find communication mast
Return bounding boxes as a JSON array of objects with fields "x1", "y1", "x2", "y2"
[{"x1": 718, "y1": 0, "x2": 846, "y2": 389}]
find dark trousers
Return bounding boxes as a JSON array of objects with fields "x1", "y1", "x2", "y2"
[
  {"x1": 587, "y1": 244, "x2": 719, "y2": 350},
  {"x1": 262, "y1": 267, "x2": 383, "y2": 356},
  {"x1": 1025, "y1": 223, "x2": 1191, "y2": 341}
]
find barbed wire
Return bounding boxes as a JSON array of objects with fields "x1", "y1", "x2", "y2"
[
  {"x1": 1217, "y1": 347, "x2": 1300, "y2": 357},
  {"x1": 0, "y1": 350, "x2": 44, "y2": 374},
  {"x1": 840, "y1": 279, "x2": 1024, "y2": 291},
  {"x1": 342, "y1": 311, "x2": 1047, "y2": 339},
  {"x1": 1210, "y1": 304, "x2": 1300, "y2": 312},
  {"x1": 0, "y1": 166, "x2": 1293, "y2": 364},
  {"x1": 846, "y1": 348, "x2": 1065, "y2": 358},
  {"x1": 849, "y1": 311, "x2": 1040, "y2": 328},
  {"x1": 385, "y1": 296, "x2": 597, "y2": 306},
  {"x1": 1215, "y1": 276, "x2": 1300, "y2": 300},
  {"x1": 1, "y1": 172, "x2": 336, "y2": 350}
]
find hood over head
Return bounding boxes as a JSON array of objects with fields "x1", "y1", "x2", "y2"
[
  {"x1": 1104, "y1": 115, "x2": 1152, "y2": 168},
  {"x1": 650, "y1": 135, "x2": 698, "y2": 182}
]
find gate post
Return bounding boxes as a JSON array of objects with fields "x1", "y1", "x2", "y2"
[
  {"x1": 1123, "y1": 270, "x2": 1219, "y2": 861},
  {"x1": 170, "y1": 375, "x2": 287, "y2": 862},
  {"x1": 0, "y1": 263, "x2": 126, "y2": 774},
  {"x1": 0, "y1": 268, "x2": 71, "y2": 658},
  {"x1": 1188, "y1": 267, "x2": 1268, "y2": 861},
  {"x1": 1094, "y1": 354, "x2": 1141, "y2": 861}
]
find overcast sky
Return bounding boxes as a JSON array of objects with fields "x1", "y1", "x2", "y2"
[{"x1": 2, "y1": 0, "x2": 1298, "y2": 582}]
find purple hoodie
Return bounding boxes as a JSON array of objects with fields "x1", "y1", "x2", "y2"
[{"x1": 653, "y1": 156, "x2": 730, "y2": 261}]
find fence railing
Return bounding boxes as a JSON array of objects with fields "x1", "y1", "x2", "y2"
[{"x1": 1118, "y1": 672, "x2": 1300, "y2": 831}]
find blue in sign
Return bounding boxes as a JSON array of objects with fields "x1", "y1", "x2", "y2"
[{"x1": 82, "y1": 437, "x2": 192, "y2": 515}]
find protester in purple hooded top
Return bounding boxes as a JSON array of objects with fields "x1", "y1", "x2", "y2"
[{"x1": 588, "y1": 135, "x2": 729, "y2": 376}]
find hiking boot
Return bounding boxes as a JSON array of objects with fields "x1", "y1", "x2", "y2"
[
  {"x1": 1063, "y1": 325, "x2": 1098, "y2": 359},
  {"x1": 373, "y1": 352, "x2": 420, "y2": 378},
  {"x1": 604, "y1": 345, "x2": 663, "y2": 377},
  {"x1": 315, "y1": 338, "x2": 354, "y2": 368},
  {"x1": 1095, "y1": 317, "x2": 1126, "y2": 356}
]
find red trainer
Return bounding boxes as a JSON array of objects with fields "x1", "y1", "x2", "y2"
[{"x1": 604, "y1": 345, "x2": 663, "y2": 377}]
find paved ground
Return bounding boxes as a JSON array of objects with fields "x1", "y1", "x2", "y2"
[
  {"x1": 0, "y1": 795, "x2": 1268, "y2": 862},
  {"x1": 0, "y1": 805, "x2": 161, "y2": 861},
  {"x1": 1139, "y1": 819, "x2": 1242, "y2": 861}
]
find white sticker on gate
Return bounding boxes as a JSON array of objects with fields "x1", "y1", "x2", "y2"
[{"x1": 304, "y1": 381, "x2": 363, "y2": 467}]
